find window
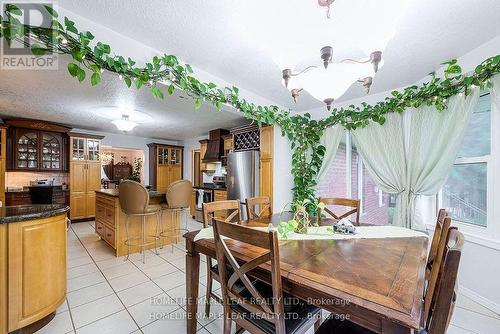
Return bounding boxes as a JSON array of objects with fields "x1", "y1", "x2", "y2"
[
  {"x1": 440, "y1": 92, "x2": 491, "y2": 227},
  {"x1": 317, "y1": 133, "x2": 391, "y2": 225}
]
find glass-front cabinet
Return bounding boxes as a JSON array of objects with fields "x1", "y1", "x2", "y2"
[
  {"x1": 7, "y1": 125, "x2": 68, "y2": 171},
  {"x1": 70, "y1": 137, "x2": 101, "y2": 162}
]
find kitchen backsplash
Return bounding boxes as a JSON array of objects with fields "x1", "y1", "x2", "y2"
[{"x1": 5, "y1": 172, "x2": 69, "y2": 188}]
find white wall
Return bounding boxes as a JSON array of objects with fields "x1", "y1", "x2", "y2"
[
  {"x1": 181, "y1": 135, "x2": 208, "y2": 183},
  {"x1": 71, "y1": 128, "x2": 180, "y2": 184},
  {"x1": 273, "y1": 125, "x2": 294, "y2": 212},
  {"x1": 305, "y1": 34, "x2": 500, "y2": 313}
]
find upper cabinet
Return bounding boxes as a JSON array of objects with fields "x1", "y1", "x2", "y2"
[
  {"x1": 6, "y1": 119, "x2": 70, "y2": 172},
  {"x1": 70, "y1": 136, "x2": 101, "y2": 162},
  {"x1": 148, "y1": 143, "x2": 184, "y2": 192}
]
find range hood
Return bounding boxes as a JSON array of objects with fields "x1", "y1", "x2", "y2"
[{"x1": 202, "y1": 128, "x2": 229, "y2": 162}]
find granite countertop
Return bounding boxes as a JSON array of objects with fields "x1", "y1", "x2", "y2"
[
  {"x1": 6, "y1": 185, "x2": 69, "y2": 193},
  {"x1": 0, "y1": 204, "x2": 69, "y2": 224},
  {"x1": 95, "y1": 188, "x2": 166, "y2": 198},
  {"x1": 193, "y1": 184, "x2": 227, "y2": 191}
]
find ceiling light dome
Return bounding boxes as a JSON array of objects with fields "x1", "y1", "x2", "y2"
[{"x1": 112, "y1": 115, "x2": 138, "y2": 132}]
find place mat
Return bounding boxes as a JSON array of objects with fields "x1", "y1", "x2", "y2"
[{"x1": 193, "y1": 225, "x2": 428, "y2": 242}]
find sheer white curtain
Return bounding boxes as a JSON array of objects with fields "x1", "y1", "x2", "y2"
[
  {"x1": 406, "y1": 90, "x2": 479, "y2": 229},
  {"x1": 351, "y1": 90, "x2": 479, "y2": 229},
  {"x1": 317, "y1": 125, "x2": 344, "y2": 182},
  {"x1": 351, "y1": 113, "x2": 408, "y2": 226}
]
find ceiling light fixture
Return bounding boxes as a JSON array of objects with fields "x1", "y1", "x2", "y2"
[
  {"x1": 281, "y1": 46, "x2": 383, "y2": 109},
  {"x1": 318, "y1": 0, "x2": 335, "y2": 19},
  {"x1": 112, "y1": 114, "x2": 138, "y2": 132}
]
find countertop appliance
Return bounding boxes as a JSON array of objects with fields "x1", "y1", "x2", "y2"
[{"x1": 226, "y1": 150, "x2": 259, "y2": 220}]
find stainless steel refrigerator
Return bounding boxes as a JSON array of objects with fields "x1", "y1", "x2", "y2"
[{"x1": 227, "y1": 150, "x2": 259, "y2": 220}]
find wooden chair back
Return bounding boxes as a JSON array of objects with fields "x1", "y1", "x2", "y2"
[
  {"x1": 426, "y1": 227, "x2": 464, "y2": 334},
  {"x1": 213, "y1": 220, "x2": 286, "y2": 333},
  {"x1": 202, "y1": 200, "x2": 242, "y2": 228},
  {"x1": 427, "y1": 209, "x2": 448, "y2": 268},
  {"x1": 318, "y1": 197, "x2": 361, "y2": 226},
  {"x1": 245, "y1": 196, "x2": 272, "y2": 220}
]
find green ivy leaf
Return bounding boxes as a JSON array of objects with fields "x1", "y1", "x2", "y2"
[
  {"x1": 6, "y1": 4, "x2": 22, "y2": 16},
  {"x1": 124, "y1": 77, "x2": 132, "y2": 88},
  {"x1": 43, "y1": 5, "x2": 58, "y2": 18},
  {"x1": 151, "y1": 86, "x2": 164, "y2": 100},
  {"x1": 76, "y1": 68, "x2": 86, "y2": 82},
  {"x1": 167, "y1": 84, "x2": 175, "y2": 95},
  {"x1": 194, "y1": 99, "x2": 202, "y2": 109},
  {"x1": 30, "y1": 44, "x2": 46, "y2": 57},
  {"x1": 90, "y1": 72, "x2": 101, "y2": 86},
  {"x1": 135, "y1": 78, "x2": 143, "y2": 90},
  {"x1": 67, "y1": 63, "x2": 79, "y2": 77}
]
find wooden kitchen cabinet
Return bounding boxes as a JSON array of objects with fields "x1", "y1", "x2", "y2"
[
  {"x1": 190, "y1": 189, "x2": 196, "y2": 217},
  {"x1": 5, "y1": 119, "x2": 70, "y2": 172},
  {"x1": 199, "y1": 139, "x2": 209, "y2": 171},
  {"x1": 259, "y1": 126, "x2": 273, "y2": 212},
  {"x1": 214, "y1": 189, "x2": 228, "y2": 220},
  {"x1": 0, "y1": 126, "x2": 6, "y2": 206},
  {"x1": 148, "y1": 143, "x2": 184, "y2": 192},
  {"x1": 69, "y1": 133, "x2": 103, "y2": 220},
  {"x1": 95, "y1": 190, "x2": 180, "y2": 256}
]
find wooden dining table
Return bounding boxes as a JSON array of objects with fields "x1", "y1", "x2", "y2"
[{"x1": 184, "y1": 214, "x2": 428, "y2": 334}]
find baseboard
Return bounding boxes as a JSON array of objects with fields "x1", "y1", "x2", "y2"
[{"x1": 459, "y1": 285, "x2": 500, "y2": 315}]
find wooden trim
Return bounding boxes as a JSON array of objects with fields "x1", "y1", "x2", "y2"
[
  {"x1": 230, "y1": 123, "x2": 259, "y2": 135},
  {"x1": 5, "y1": 119, "x2": 71, "y2": 133},
  {"x1": 0, "y1": 224, "x2": 7, "y2": 334},
  {"x1": 147, "y1": 143, "x2": 184, "y2": 149},
  {"x1": 67, "y1": 132, "x2": 105, "y2": 140}
]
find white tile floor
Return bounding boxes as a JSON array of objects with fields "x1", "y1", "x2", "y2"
[{"x1": 36, "y1": 218, "x2": 500, "y2": 334}]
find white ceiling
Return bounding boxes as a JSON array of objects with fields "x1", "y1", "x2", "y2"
[{"x1": 1, "y1": 0, "x2": 500, "y2": 140}]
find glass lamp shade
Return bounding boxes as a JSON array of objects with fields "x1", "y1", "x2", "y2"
[
  {"x1": 288, "y1": 62, "x2": 366, "y2": 101},
  {"x1": 112, "y1": 117, "x2": 138, "y2": 132}
]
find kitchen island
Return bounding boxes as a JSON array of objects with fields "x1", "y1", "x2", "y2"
[
  {"x1": 0, "y1": 204, "x2": 69, "y2": 334},
  {"x1": 95, "y1": 189, "x2": 180, "y2": 257}
]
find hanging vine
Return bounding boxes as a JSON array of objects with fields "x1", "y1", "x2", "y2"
[{"x1": 1, "y1": 4, "x2": 500, "y2": 211}]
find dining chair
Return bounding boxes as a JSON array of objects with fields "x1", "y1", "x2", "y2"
[
  {"x1": 245, "y1": 196, "x2": 272, "y2": 220},
  {"x1": 426, "y1": 209, "x2": 449, "y2": 278},
  {"x1": 213, "y1": 220, "x2": 322, "y2": 334},
  {"x1": 315, "y1": 221, "x2": 463, "y2": 334},
  {"x1": 202, "y1": 200, "x2": 242, "y2": 317},
  {"x1": 317, "y1": 197, "x2": 361, "y2": 226}
]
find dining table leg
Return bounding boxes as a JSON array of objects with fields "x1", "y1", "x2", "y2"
[{"x1": 186, "y1": 240, "x2": 200, "y2": 334}]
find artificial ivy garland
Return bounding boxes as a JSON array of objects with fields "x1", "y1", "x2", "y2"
[{"x1": 1, "y1": 4, "x2": 500, "y2": 211}]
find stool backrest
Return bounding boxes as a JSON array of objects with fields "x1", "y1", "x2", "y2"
[
  {"x1": 119, "y1": 180, "x2": 149, "y2": 215},
  {"x1": 166, "y1": 180, "x2": 192, "y2": 209}
]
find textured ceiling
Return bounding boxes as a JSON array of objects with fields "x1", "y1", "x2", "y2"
[
  {"x1": 57, "y1": 0, "x2": 500, "y2": 107},
  {"x1": 0, "y1": 58, "x2": 247, "y2": 140},
  {"x1": 1, "y1": 0, "x2": 500, "y2": 140}
]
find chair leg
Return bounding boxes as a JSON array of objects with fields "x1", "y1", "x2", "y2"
[
  {"x1": 153, "y1": 211, "x2": 160, "y2": 255},
  {"x1": 159, "y1": 209, "x2": 164, "y2": 249},
  {"x1": 204, "y1": 269, "x2": 213, "y2": 317},
  {"x1": 124, "y1": 215, "x2": 130, "y2": 261},
  {"x1": 223, "y1": 316, "x2": 232, "y2": 334},
  {"x1": 141, "y1": 215, "x2": 146, "y2": 264}
]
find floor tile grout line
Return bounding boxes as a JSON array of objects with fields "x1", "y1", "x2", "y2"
[
  {"x1": 69, "y1": 223, "x2": 141, "y2": 332},
  {"x1": 455, "y1": 304, "x2": 500, "y2": 321}
]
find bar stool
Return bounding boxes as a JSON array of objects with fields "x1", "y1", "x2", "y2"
[
  {"x1": 119, "y1": 180, "x2": 161, "y2": 263},
  {"x1": 159, "y1": 180, "x2": 192, "y2": 250}
]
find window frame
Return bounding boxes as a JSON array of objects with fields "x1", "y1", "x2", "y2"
[{"x1": 436, "y1": 91, "x2": 499, "y2": 241}]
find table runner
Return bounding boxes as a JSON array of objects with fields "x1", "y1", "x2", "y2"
[{"x1": 193, "y1": 225, "x2": 427, "y2": 242}]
